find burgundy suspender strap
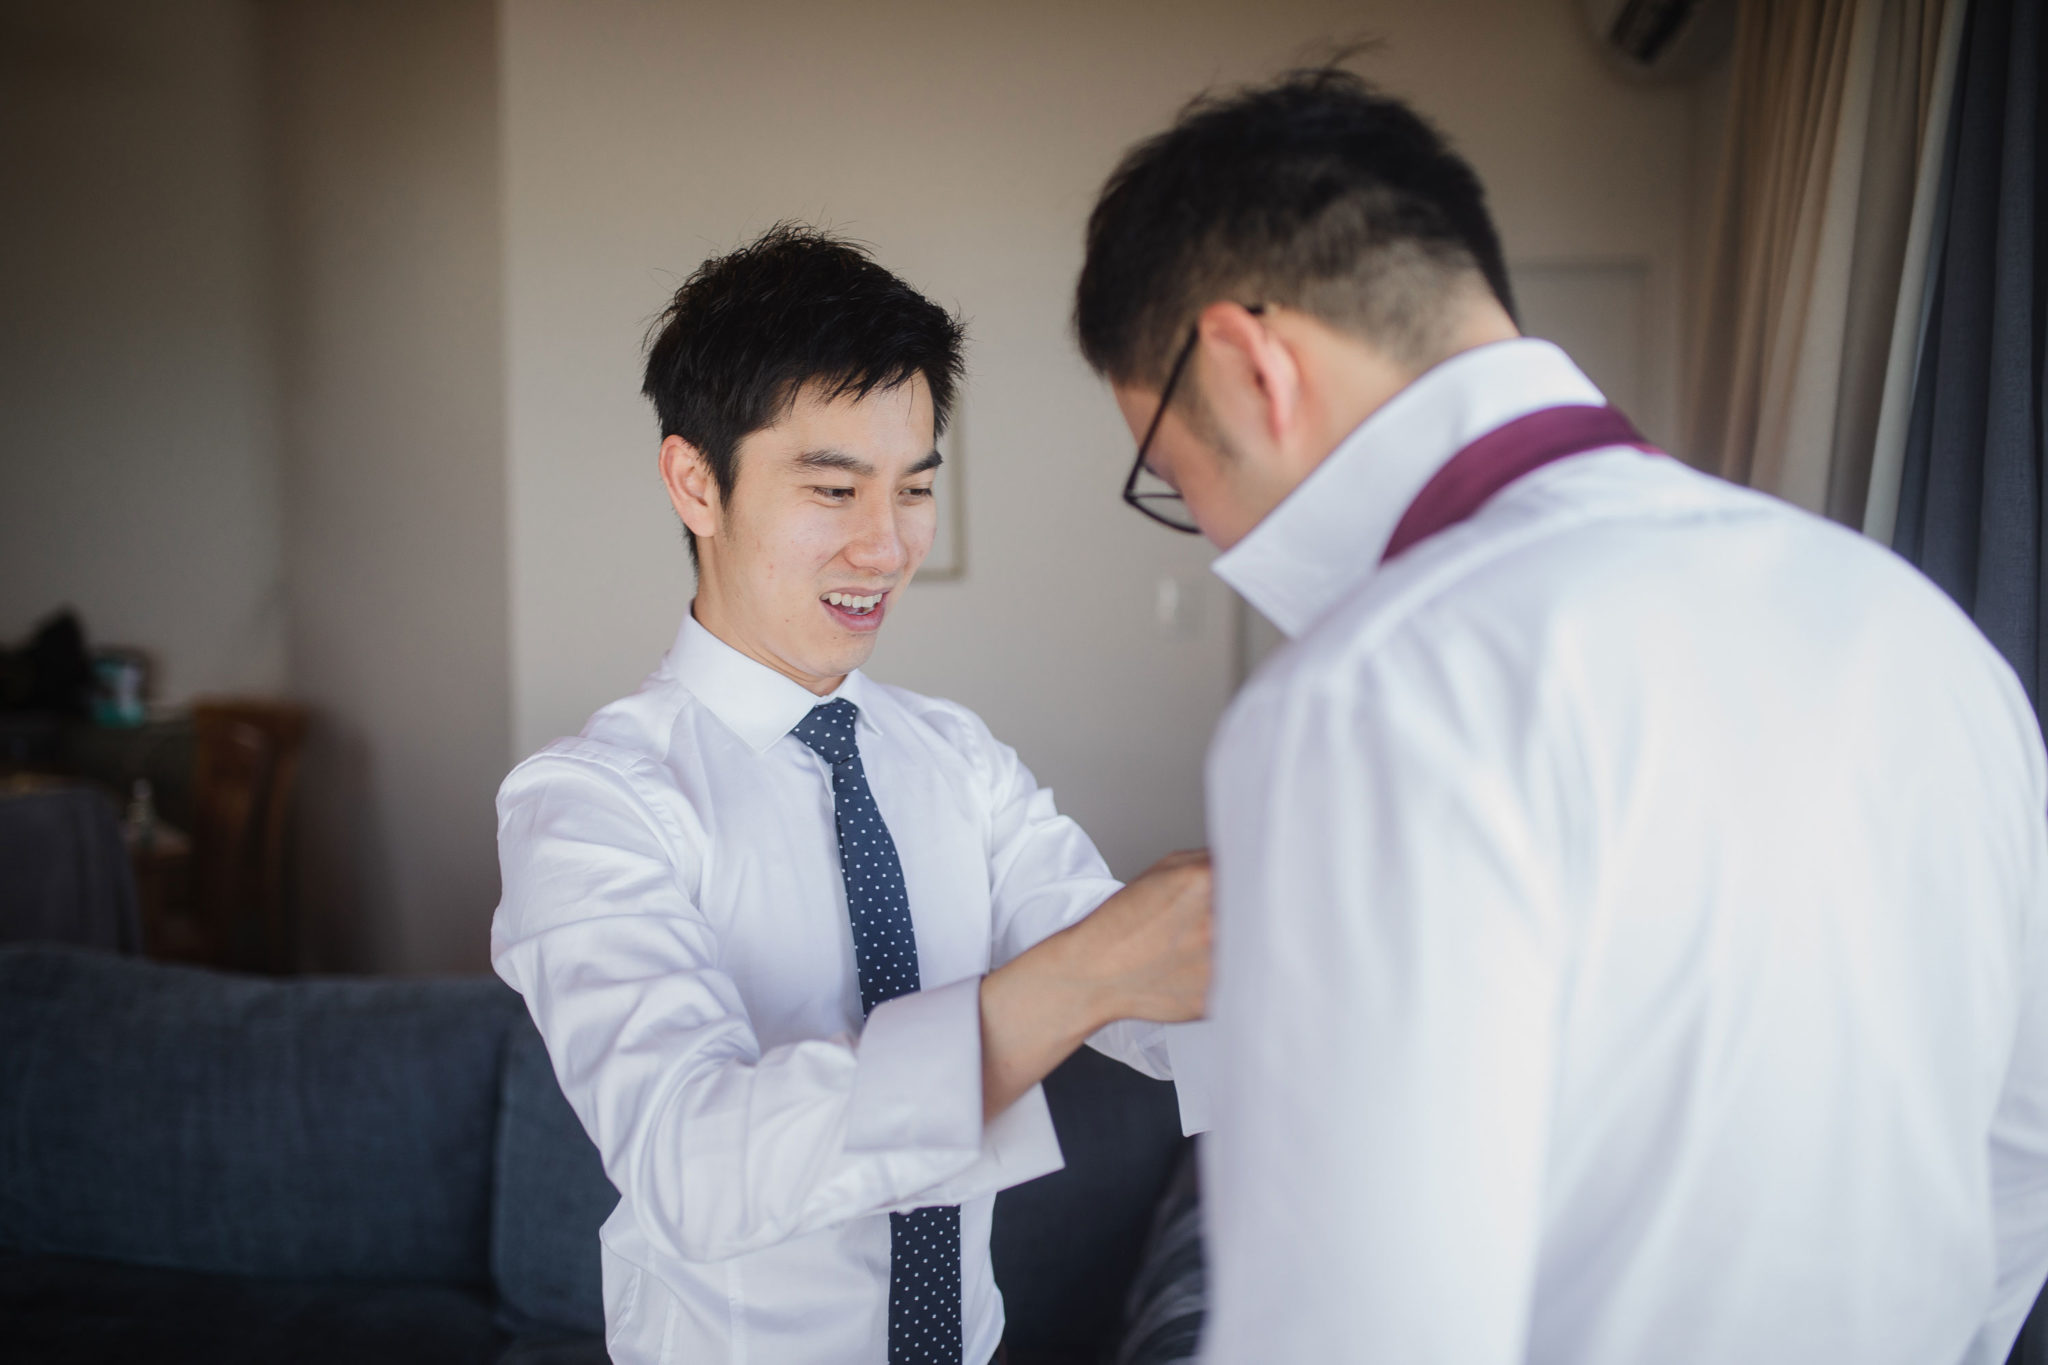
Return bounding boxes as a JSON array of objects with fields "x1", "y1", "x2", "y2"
[{"x1": 1380, "y1": 405, "x2": 1656, "y2": 564}]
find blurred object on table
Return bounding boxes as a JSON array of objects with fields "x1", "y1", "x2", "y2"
[
  {"x1": 57, "y1": 713, "x2": 195, "y2": 829},
  {"x1": 0, "y1": 610, "x2": 160, "y2": 767},
  {"x1": 122, "y1": 776, "x2": 193, "y2": 963},
  {"x1": 0, "y1": 611, "x2": 94, "y2": 718},
  {"x1": 89, "y1": 648, "x2": 152, "y2": 727}
]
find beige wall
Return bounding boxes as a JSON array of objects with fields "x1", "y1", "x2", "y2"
[
  {"x1": 501, "y1": 0, "x2": 1706, "y2": 878},
  {"x1": 5, "y1": 0, "x2": 1724, "y2": 968},
  {"x1": 0, "y1": 0, "x2": 284, "y2": 702},
  {"x1": 266, "y1": 0, "x2": 509, "y2": 973}
]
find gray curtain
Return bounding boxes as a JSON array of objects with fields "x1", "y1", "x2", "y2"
[
  {"x1": 1888, "y1": 4, "x2": 2048, "y2": 1356},
  {"x1": 1892, "y1": 7, "x2": 2048, "y2": 1358},
  {"x1": 1892, "y1": 0, "x2": 2047, "y2": 734}
]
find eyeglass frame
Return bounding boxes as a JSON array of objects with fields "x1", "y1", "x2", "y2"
[{"x1": 1120, "y1": 302, "x2": 1266, "y2": 534}]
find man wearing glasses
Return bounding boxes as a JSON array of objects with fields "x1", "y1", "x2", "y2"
[
  {"x1": 1078, "y1": 68, "x2": 2048, "y2": 1365},
  {"x1": 493, "y1": 225, "x2": 1211, "y2": 1365}
]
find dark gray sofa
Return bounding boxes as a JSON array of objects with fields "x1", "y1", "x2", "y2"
[{"x1": 0, "y1": 946, "x2": 1188, "y2": 1364}]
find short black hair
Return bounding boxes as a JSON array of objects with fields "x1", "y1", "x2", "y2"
[
  {"x1": 1075, "y1": 66, "x2": 1515, "y2": 388},
  {"x1": 642, "y1": 223, "x2": 966, "y2": 562}
]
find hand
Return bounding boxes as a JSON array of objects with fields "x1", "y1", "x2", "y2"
[{"x1": 1075, "y1": 849, "x2": 1213, "y2": 1025}]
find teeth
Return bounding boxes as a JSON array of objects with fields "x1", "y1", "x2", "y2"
[{"x1": 825, "y1": 592, "x2": 883, "y2": 612}]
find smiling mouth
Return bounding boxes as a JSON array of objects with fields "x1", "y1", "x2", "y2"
[{"x1": 822, "y1": 590, "x2": 886, "y2": 617}]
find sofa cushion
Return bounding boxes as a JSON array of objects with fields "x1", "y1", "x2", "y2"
[
  {"x1": 491, "y1": 1017, "x2": 618, "y2": 1336},
  {"x1": 2013, "y1": 1279, "x2": 2048, "y2": 1365},
  {"x1": 496, "y1": 1334, "x2": 613, "y2": 1365},
  {"x1": 0, "y1": 1247, "x2": 505, "y2": 1365},
  {"x1": 0, "y1": 946, "x2": 520, "y2": 1284},
  {"x1": 993, "y1": 1045, "x2": 1188, "y2": 1363},
  {"x1": 1114, "y1": 1141, "x2": 1204, "y2": 1365}
]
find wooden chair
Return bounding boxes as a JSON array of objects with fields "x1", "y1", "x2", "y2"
[{"x1": 183, "y1": 699, "x2": 310, "y2": 973}]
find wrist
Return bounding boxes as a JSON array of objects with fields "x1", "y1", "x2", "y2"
[
  {"x1": 979, "y1": 917, "x2": 1128, "y2": 1122},
  {"x1": 1041, "y1": 912, "x2": 1127, "y2": 1036},
  {"x1": 986, "y1": 917, "x2": 1122, "y2": 1049}
]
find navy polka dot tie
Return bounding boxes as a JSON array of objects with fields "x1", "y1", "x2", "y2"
[{"x1": 792, "y1": 700, "x2": 962, "y2": 1365}]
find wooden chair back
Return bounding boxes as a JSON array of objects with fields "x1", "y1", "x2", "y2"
[{"x1": 190, "y1": 699, "x2": 309, "y2": 972}]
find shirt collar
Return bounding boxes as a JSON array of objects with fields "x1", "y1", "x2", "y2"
[
  {"x1": 665, "y1": 611, "x2": 883, "y2": 755},
  {"x1": 1211, "y1": 338, "x2": 1606, "y2": 639}
]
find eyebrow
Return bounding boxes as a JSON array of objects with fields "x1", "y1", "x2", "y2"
[
  {"x1": 792, "y1": 448, "x2": 944, "y2": 478},
  {"x1": 793, "y1": 449, "x2": 875, "y2": 477}
]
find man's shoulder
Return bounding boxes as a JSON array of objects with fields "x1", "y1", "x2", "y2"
[
  {"x1": 496, "y1": 736, "x2": 682, "y2": 851},
  {"x1": 1283, "y1": 453, "x2": 1883, "y2": 670},
  {"x1": 499, "y1": 669, "x2": 710, "y2": 808},
  {"x1": 1218, "y1": 459, "x2": 1808, "y2": 736},
  {"x1": 505, "y1": 732, "x2": 658, "y2": 788},
  {"x1": 854, "y1": 675, "x2": 1007, "y2": 760},
  {"x1": 1229, "y1": 452, "x2": 2016, "y2": 748}
]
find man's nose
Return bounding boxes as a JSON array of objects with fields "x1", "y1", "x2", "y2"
[{"x1": 843, "y1": 500, "x2": 909, "y2": 576}]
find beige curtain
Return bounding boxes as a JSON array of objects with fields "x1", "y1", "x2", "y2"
[{"x1": 1686, "y1": 0, "x2": 1961, "y2": 525}]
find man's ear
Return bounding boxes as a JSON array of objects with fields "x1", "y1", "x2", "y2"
[
  {"x1": 1195, "y1": 302, "x2": 1302, "y2": 450},
  {"x1": 659, "y1": 435, "x2": 721, "y2": 541}
]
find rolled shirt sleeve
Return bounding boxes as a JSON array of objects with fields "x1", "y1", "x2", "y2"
[{"x1": 493, "y1": 752, "x2": 1059, "y2": 1266}]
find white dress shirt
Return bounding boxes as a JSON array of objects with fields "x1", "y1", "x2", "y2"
[
  {"x1": 493, "y1": 615, "x2": 1193, "y2": 1365},
  {"x1": 1200, "y1": 338, "x2": 2048, "y2": 1364}
]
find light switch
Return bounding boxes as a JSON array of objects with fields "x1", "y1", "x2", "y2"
[{"x1": 1155, "y1": 575, "x2": 1200, "y2": 635}]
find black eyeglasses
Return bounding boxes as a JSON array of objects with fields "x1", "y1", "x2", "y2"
[{"x1": 1120, "y1": 304, "x2": 1264, "y2": 534}]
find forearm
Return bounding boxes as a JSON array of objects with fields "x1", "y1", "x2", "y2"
[
  {"x1": 980, "y1": 850, "x2": 1212, "y2": 1118},
  {"x1": 978, "y1": 919, "x2": 1117, "y2": 1119}
]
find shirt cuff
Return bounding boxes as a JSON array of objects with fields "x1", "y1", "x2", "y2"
[
  {"x1": 1164, "y1": 1020, "x2": 1216, "y2": 1136},
  {"x1": 1086, "y1": 1018, "x2": 1174, "y2": 1079},
  {"x1": 894, "y1": 1079, "x2": 1064, "y2": 1210},
  {"x1": 845, "y1": 976, "x2": 985, "y2": 1156},
  {"x1": 1084, "y1": 1018, "x2": 1215, "y2": 1136}
]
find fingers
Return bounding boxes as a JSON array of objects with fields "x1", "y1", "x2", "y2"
[
  {"x1": 1135, "y1": 847, "x2": 1214, "y2": 1021},
  {"x1": 1080, "y1": 846, "x2": 1216, "y2": 1023},
  {"x1": 1144, "y1": 847, "x2": 1211, "y2": 876}
]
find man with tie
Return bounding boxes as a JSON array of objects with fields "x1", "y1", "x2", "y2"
[
  {"x1": 1074, "y1": 67, "x2": 2048, "y2": 1364},
  {"x1": 491, "y1": 223, "x2": 1211, "y2": 1365}
]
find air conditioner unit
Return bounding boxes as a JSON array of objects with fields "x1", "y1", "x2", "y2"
[{"x1": 1584, "y1": 0, "x2": 1737, "y2": 82}]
